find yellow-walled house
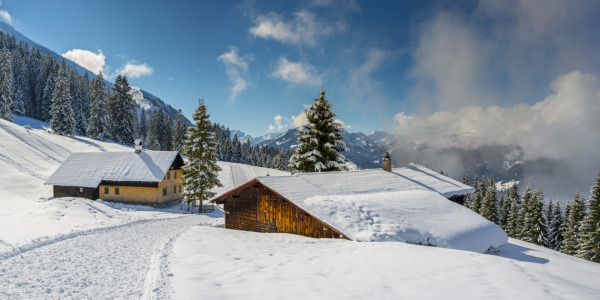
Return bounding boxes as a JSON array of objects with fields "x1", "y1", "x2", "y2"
[{"x1": 45, "y1": 149, "x2": 185, "y2": 207}]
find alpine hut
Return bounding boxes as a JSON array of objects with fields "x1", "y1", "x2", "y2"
[
  {"x1": 45, "y1": 146, "x2": 184, "y2": 207},
  {"x1": 211, "y1": 159, "x2": 508, "y2": 253}
]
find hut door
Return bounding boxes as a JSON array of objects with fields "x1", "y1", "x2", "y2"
[{"x1": 258, "y1": 194, "x2": 277, "y2": 232}]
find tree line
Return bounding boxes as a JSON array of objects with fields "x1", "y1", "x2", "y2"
[{"x1": 462, "y1": 172, "x2": 600, "y2": 263}]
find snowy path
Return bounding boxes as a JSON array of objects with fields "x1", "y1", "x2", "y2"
[{"x1": 0, "y1": 215, "x2": 203, "y2": 299}]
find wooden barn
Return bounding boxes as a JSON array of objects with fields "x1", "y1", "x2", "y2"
[
  {"x1": 211, "y1": 163, "x2": 475, "y2": 241},
  {"x1": 45, "y1": 150, "x2": 184, "y2": 207}
]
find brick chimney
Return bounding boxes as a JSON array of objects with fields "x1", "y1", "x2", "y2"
[{"x1": 383, "y1": 152, "x2": 392, "y2": 172}]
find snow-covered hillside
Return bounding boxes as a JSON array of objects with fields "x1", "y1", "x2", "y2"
[{"x1": 1, "y1": 118, "x2": 599, "y2": 299}]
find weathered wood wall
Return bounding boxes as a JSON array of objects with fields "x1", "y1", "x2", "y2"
[
  {"x1": 53, "y1": 185, "x2": 99, "y2": 200},
  {"x1": 224, "y1": 184, "x2": 347, "y2": 239}
]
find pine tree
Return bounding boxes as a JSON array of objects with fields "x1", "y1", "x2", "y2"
[
  {"x1": 40, "y1": 72, "x2": 55, "y2": 122},
  {"x1": 87, "y1": 71, "x2": 111, "y2": 140},
  {"x1": 0, "y1": 46, "x2": 14, "y2": 121},
  {"x1": 70, "y1": 69, "x2": 87, "y2": 135},
  {"x1": 471, "y1": 180, "x2": 484, "y2": 214},
  {"x1": 518, "y1": 184, "x2": 534, "y2": 240},
  {"x1": 577, "y1": 171, "x2": 600, "y2": 262},
  {"x1": 12, "y1": 50, "x2": 30, "y2": 116},
  {"x1": 561, "y1": 191, "x2": 586, "y2": 255},
  {"x1": 505, "y1": 194, "x2": 520, "y2": 238},
  {"x1": 499, "y1": 192, "x2": 510, "y2": 229},
  {"x1": 530, "y1": 189, "x2": 548, "y2": 247},
  {"x1": 480, "y1": 179, "x2": 498, "y2": 224},
  {"x1": 49, "y1": 60, "x2": 75, "y2": 135},
  {"x1": 181, "y1": 98, "x2": 222, "y2": 213},
  {"x1": 172, "y1": 109, "x2": 186, "y2": 152},
  {"x1": 231, "y1": 134, "x2": 241, "y2": 163},
  {"x1": 139, "y1": 108, "x2": 148, "y2": 144},
  {"x1": 547, "y1": 200, "x2": 564, "y2": 251},
  {"x1": 289, "y1": 89, "x2": 348, "y2": 172},
  {"x1": 109, "y1": 74, "x2": 136, "y2": 145},
  {"x1": 147, "y1": 108, "x2": 164, "y2": 150}
]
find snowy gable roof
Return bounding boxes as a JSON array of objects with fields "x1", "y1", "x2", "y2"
[
  {"x1": 221, "y1": 165, "x2": 507, "y2": 252},
  {"x1": 45, "y1": 151, "x2": 181, "y2": 188},
  {"x1": 255, "y1": 164, "x2": 474, "y2": 204}
]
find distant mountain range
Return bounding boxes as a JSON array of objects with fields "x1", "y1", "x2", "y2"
[{"x1": 0, "y1": 22, "x2": 188, "y2": 123}]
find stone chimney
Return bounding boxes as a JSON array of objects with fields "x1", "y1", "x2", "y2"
[
  {"x1": 134, "y1": 139, "x2": 143, "y2": 154},
  {"x1": 382, "y1": 152, "x2": 392, "y2": 172}
]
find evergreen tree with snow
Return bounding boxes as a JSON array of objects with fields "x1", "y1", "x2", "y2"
[
  {"x1": 0, "y1": 46, "x2": 14, "y2": 121},
  {"x1": 289, "y1": 89, "x2": 348, "y2": 173},
  {"x1": 181, "y1": 98, "x2": 222, "y2": 213},
  {"x1": 528, "y1": 189, "x2": 548, "y2": 247},
  {"x1": 109, "y1": 74, "x2": 136, "y2": 145},
  {"x1": 561, "y1": 191, "x2": 586, "y2": 256},
  {"x1": 172, "y1": 109, "x2": 187, "y2": 152},
  {"x1": 70, "y1": 69, "x2": 87, "y2": 135},
  {"x1": 147, "y1": 108, "x2": 165, "y2": 150},
  {"x1": 505, "y1": 194, "x2": 520, "y2": 238},
  {"x1": 499, "y1": 192, "x2": 510, "y2": 229},
  {"x1": 480, "y1": 179, "x2": 498, "y2": 224},
  {"x1": 517, "y1": 184, "x2": 534, "y2": 240},
  {"x1": 577, "y1": 171, "x2": 600, "y2": 262},
  {"x1": 163, "y1": 113, "x2": 173, "y2": 151},
  {"x1": 12, "y1": 50, "x2": 29, "y2": 116},
  {"x1": 139, "y1": 108, "x2": 148, "y2": 144},
  {"x1": 231, "y1": 134, "x2": 241, "y2": 163},
  {"x1": 49, "y1": 60, "x2": 75, "y2": 135},
  {"x1": 547, "y1": 200, "x2": 564, "y2": 251},
  {"x1": 40, "y1": 72, "x2": 55, "y2": 122},
  {"x1": 87, "y1": 71, "x2": 111, "y2": 140}
]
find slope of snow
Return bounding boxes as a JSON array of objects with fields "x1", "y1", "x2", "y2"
[{"x1": 172, "y1": 228, "x2": 600, "y2": 299}]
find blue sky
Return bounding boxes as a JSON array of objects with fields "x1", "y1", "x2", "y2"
[{"x1": 1, "y1": 0, "x2": 600, "y2": 141}]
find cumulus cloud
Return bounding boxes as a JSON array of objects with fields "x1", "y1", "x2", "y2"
[
  {"x1": 116, "y1": 62, "x2": 153, "y2": 78},
  {"x1": 268, "y1": 115, "x2": 284, "y2": 132},
  {"x1": 62, "y1": 49, "x2": 106, "y2": 74},
  {"x1": 0, "y1": 8, "x2": 11, "y2": 24},
  {"x1": 395, "y1": 71, "x2": 600, "y2": 195},
  {"x1": 249, "y1": 10, "x2": 343, "y2": 47},
  {"x1": 272, "y1": 57, "x2": 321, "y2": 87},
  {"x1": 218, "y1": 46, "x2": 252, "y2": 103},
  {"x1": 408, "y1": 0, "x2": 600, "y2": 114}
]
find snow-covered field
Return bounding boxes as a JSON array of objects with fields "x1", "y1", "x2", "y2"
[{"x1": 1, "y1": 117, "x2": 600, "y2": 299}]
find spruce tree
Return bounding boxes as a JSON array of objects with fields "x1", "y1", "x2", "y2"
[
  {"x1": 289, "y1": 89, "x2": 348, "y2": 172},
  {"x1": 518, "y1": 184, "x2": 534, "y2": 240},
  {"x1": 530, "y1": 189, "x2": 548, "y2": 247},
  {"x1": 499, "y1": 192, "x2": 510, "y2": 229},
  {"x1": 505, "y1": 194, "x2": 520, "y2": 238},
  {"x1": 0, "y1": 46, "x2": 14, "y2": 121},
  {"x1": 147, "y1": 108, "x2": 164, "y2": 150},
  {"x1": 140, "y1": 108, "x2": 148, "y2": 144},
  {"x1": 481, "y1": 180, "x2": 498, "y2": 224},
  {"x1": 87, "y1": 71, "x2": 111, "y2": 140},
  {"x1": 49, "y1": 60, "x2": 75, "y2": 135},
  {"x1": 181, "y1": 98, "x2": 222, "y2": 213},
  {"x1": 40, "y1": 72, "x2": 55, "y2": 122},
  {"x1": 577, "y1": 171, "x2": 600, "y2": 262},
  {"x1": 70, "y1": 69, "x2": 87, "y2": 135},
  {"x1": 172, "y1": 109, "x2": 187, "y2": 152},
  {"x1": 561, "y1": 191, "x2": 586, "y2": 255},
  {"x1": 12, "y1": 51, "x2": 29, "y2": 116},
  {"x1": 548, "y1": 200, "x2": 564, "y2": 251},
  {"x1": 109, "y1": 74, "x2": 136, "y2": 145}
]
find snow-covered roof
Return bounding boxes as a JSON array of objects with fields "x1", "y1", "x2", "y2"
[
  {"x1": 45, "y1": 151, "x2": 181, "y2": 188},
  {"x1": 256, "y1": 164, "x2": 474, "y2": 202},
  {"x1": 215, "y1": 165, "x2": 506, "y2": 252}
]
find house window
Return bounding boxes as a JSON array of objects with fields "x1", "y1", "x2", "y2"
[
  {"x1": 174, "y1": 171, "x2": 177, "y2": 179},
  {"x1": 163, "y1": 188, "x2": 167, "y2": 196},
  {"x1": 167, "y1": 172, "x2": 170, "y2": 180},
  {"x1": 173, "y1": 185, "x2": 176, "y2": 193},
  {"x1": 115, "y1": 188, "x2": 120, "y2": 195},
  {"x1": 104, "y1": 187, "x2": 109, "y2": 194},
  {"x1": 79, "y1": 187, "x2": 83, "y2": 193}
]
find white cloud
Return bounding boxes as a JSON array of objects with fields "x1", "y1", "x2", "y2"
[
  {"x1": 249, "y1": 10, "x2": 343, "y2": 47},
  {"x1": 116, "y1": 62, "x2": 154, "y2": 79},
  {"x1": 62, "y1": 49, "x2": 106, "y2": 74},
  {"x1": 272, "y1": 57, "x2": 321, "y2": 87},
  {"x1": 218, "y1": 46, "x2": 252, "y2": 103},
  {"x1": 394, "y1": 70, "x2": 600, "y2": 165},
  {"x1": 408, "y1": 0, "x2": 600, "y2": 114},
  {"x1": 0, "y1": 9, "x2": 11, "y2": 24},
  {"x1": 347, "y1": 48, "x2": 388, "y2": 108},
  {"x1": 310, "y1": 0, "x2": 360, "y2": 11},
  {"x1": 268, "y1": 115, "x2": 284, "y2": 132}
]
